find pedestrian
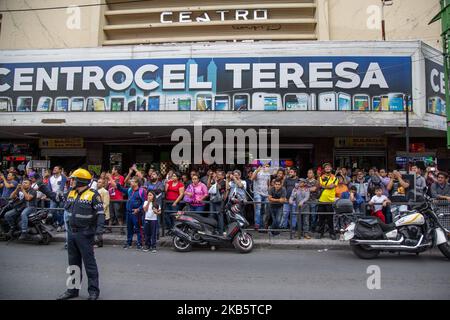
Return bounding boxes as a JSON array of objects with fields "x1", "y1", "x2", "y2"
[
  {"x1": 95, "y1": 178, "x2": 110, "y2": 246},
  {"x1": 410, "y1": 164, "x2": 427, "y2": 197},
  {"x1": 143, "y1": 191, "x2": 161, "y2": 253},
  {"x1": 268, "y1": 178, "x2": 287, "y2": 236},
  {"x1": 111, "y1": 176, "x2": 146, "y2": 250},
  {"x1": 208, "y1": 170, "x2": 227, "y2": 234},
  {"x1": 368, "y1": 186, "x2": 391, "y2": 223},
  {"x1": 289, "y1": 179, "x2": 311, "y2": 239},
  {"x1": 281, "y1": 168, "x2": 299, "y2": 229},
  {"x1": 251, "y1": 163, "x2": 271, "y2": 230},
  {"x1": 351, "y1": 170, "x2": 369, "y2": 202},
  {"x1": 430, "y1": 172, "x2": 450, "y2": 200},
  {"x1": 57, "y1": 169, "x2": 104, "y2": 300},
  {"x1": 164, "y1": 172, "x2": 185, "y2": 230},
  {"x1": 184, "y1": 174, "x2": 208, "y2": 214},
  {"x1": 305, "y1": 169, "x2": 319, "y2": 232},
  {"x1": 316, "y1": 163, "x2": 338, "y2": 240},
  {"x1": 107, "y1": 166, "x2": 125, "y2": 233},
  {"x1": 47, "y1": 166, "x2": 67, "y2": 232}
]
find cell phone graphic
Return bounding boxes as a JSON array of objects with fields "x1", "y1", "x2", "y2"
[
  {"x1": 36, "y1": 97, "x2": 52, "y2": 112},
  {"x1": 86, "y1": 97, "x2": 106, "y2": 111},
  {"x1": 310, "y1": 93, "x2": 317, "y2": 110},
  {"x1": 110, "y1": 97, "x2": 125, "y2": 112},
  {"x1": 337, "y1": 92, "x2": 351, "y2": 111},
  {"x1": 318, "y1": 92, "x2": 336, "y2": 111},
  {"x1": 54, "y1": 97, "x2": 69, "y2": 112},
  {"x1": 352, "y1": 94, "x2": 370, "y2": 111},
  {"x1": 165, "y1": 95, "x2": 192, "y2": 111},
  {"x1": 372, "y1": 96, "x2": 381, "y2": 111},
  {"x1": 388, "y1": 93, "x2": 404, "y2": 111},
  {"x1": 127, "y1": 96, "x2": 137, "y2": 111},
  {"x1": 137, "y1": 96, "x2": 147, "y2": 111},
  {"x1": 283, "y1": 93, "x2": 309, "y2": 111},
  {"x1": 195, "y1": 92, "x2": 213, "y2": 111},
  {"x1": 251, "y1": 92, "x2": 281, "y2": 111},
  {"x1": 214, "y1": 95, "x2": 230, "y2": 111},
  {"x1": 380, "y1": 95, "x2": 389, "y2": 111},
  {"x1": 147, "y1": 95, "x2": 160, "y2": 111},
  {"x1": 233, "y1": 93, "x2": 250, "y2": 111},
  {"x1": 16, "y1": 97, "x2": 33, "y2": 112},
  {"x1": 70, "y1": 97, "x2": 85, "y2": 112},
  {"x1": 0, "y1": 97, "x2": 12, "y2": 112}
]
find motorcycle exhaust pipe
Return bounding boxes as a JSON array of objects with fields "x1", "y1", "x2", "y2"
[
  {"x1": 351, "y1": 236, "x2": 404, "y2": 246},
  {"x1": 362, "y1": 235, "x2": 426, "y2": 251},
  {"x1": 171, "y1": 227, "x2": 192, "y2": 242}
]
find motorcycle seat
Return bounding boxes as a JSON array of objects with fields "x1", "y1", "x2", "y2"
[{"x1": 185, "y1": 212, "x2": 218, "y2": 227}]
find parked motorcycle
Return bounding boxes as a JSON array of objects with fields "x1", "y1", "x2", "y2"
[
  {"x1": 171, "y1": 197, "x2": 254, "y2": 253},
  {"x1": 342, "y1": 195, "x2": 450, "y2": 259},
  {"x1": 0, "y1": 200, "x2": 55, "y2": 244}
]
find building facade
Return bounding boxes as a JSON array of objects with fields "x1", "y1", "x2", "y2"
[{"x1": 0, "y1": 0, "x2": 448, "y2": 173}]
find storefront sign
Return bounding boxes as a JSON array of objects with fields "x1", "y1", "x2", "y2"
[
  {"x1": 425, "y1": 58, "x2": 447, "y2": 117},
  {"x1": 39, "y1": 138, "x2": 84, "y2": 149},
  {"x1": 0, "y1": 56, "x2": 411, "y2": 112},
  {"x1": 160, "y1": 10, "x2": 268, "y2": 23},
  {"x1": 335, "y1": 137, "x2": 387, "y2": 148}
]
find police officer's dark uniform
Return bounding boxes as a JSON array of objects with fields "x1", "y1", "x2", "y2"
[{"x1": 57, "y1": 169, "x2": 105, "y2": 300}]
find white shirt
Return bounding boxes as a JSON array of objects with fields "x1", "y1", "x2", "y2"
[
  {"x1": 50, "y1": 175, "x2": 62, "y2": 192},
  {"x1": 144, "y1": 201, "x2": 158, "y2": 221},
  {"x1": 32, "y1": 182, "x2": 44, "y2": 199},
  {"x1": 370, "y1": 195, "x2": 388, "y2": 212}
]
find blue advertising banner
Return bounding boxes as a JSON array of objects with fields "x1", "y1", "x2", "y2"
[
  {"x1": 0, "y1": 56, "x2": 412, "y2": 112},
  {"x1": 425, "y1": 58, "x2": 447, "y2": 117}
]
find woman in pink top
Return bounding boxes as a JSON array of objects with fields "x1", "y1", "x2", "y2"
[{"x1": 184, "y1": 174, "x2": 208, "y2": 214}]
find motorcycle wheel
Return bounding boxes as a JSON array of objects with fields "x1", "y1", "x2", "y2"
[
  {"x1": 351, "y1": 244, "x2": 380, "y2": 259},
  {"x1": 39, "y1": 233, "x2": 51, "y2": 245},
  {"x1": 438, "y1": 242, "x2": 450, "y2": 260},
  {"x1": 172, "y1": 236, "x2": 192, "y2": 252},
  {"x1": 233, "y1": 232, "x2": 253, "y2": 253}
]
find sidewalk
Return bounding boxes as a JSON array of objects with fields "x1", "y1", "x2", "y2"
[{"x1": 52, "y1": 230, "x2": 349, "y2": 250}]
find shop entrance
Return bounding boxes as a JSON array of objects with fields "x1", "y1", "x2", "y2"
[{"x1": 334, "y1": 149, "x2": 387, "y2": 170}]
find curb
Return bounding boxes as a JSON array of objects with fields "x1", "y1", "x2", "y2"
[{"x1": 51, "y1": 235, "x2": 349, "y2": 250}]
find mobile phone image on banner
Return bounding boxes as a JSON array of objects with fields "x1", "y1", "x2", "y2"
[
  {"x1": 136, "y1": 96, "x2": 146, "y2": 111},
  {"x1": 352, "y1": 94, "x2": 370, "y2": 111},
  {"x1": 110, "y1": 97, "x2": 125, "y2": 111},
  {"x1": 284, "y1": 93, "x2": 309, "y2": 111},
  {"x1": 36, "y1": 97, "x2": 52, "y2": 112},
  {"x1": 16, "y1": 97, "x2": 33, "y2": 112},
  {"x1": 148, "y1": 95, "x2": 160, "y2": 111},
  {"x1": 86, "y1": 97, "x2": 106, "y2": 111},
  {"x1": 178, "y1": 96, "x2": 192, "y2": 111},
  {"x1": 251, "y1": 93, "x2": 281, "y2": 111},
  {"x1": 380, "y1": 95, "x2": 389, "y2": 111},
  {"x1": 70, "y1": 97, "x2": 85, "y2": 111},
  {"x1": 55, "y1": 97, "x2": 69, "y2": 112},
  {"x1": 388, "y1": 93, "x2": 404, "y2": 111},
  {"x1": 337, "y1": 92, "x2": 351, "y2": 111},
  {"x1": 233, "y1": 93, "x2": 249, "y2": 111},
  {"x1": 214, "y1": 95, "x2": 230, "y2": 111},
  {"x1": 127, "y1": 97, "x2": 137, "y2": 111},
  {"x1": 318, "y1": 92, "x2": 336, "y2": 110},
  {"x1": 372, "y1": 96, "x2": 381, "y2": 111},
  {"x1": 0, "y1": 97, "x2": 13, "y2": 112},
  {"x1": 195, "y1": 93, "x2": 213, "y2": 111}
]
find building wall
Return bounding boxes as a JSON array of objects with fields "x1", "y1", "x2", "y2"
[{"x1": 0, "y1": 0, "x2": 442, "y2": 49}]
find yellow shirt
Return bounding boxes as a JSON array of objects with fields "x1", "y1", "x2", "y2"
[
  {"x1": 97, "y1": 187, "x2": 110, "y2": 220},
  {"x1": 319, "y1": 174, "x2": 338, "y2": 203}
]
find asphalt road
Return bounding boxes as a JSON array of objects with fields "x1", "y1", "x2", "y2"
[{"x1": 0, "y1": 242, "x2": 449, "y2": 300}]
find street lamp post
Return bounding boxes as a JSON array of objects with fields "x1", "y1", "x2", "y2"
[{"x1": 381, "y1": 0, "x2": 394, "y2": 40}]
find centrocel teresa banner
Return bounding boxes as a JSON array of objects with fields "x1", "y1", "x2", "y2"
[
  {"x1": 0, "y1": 56, "x2": 411, "y2": 112},
  {"x1": 425, "y1": 58, "x2": 447, "y2": 117}
]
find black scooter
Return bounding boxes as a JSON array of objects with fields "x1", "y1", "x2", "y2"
[
  {"x1": 171, "y1": 197, "x2": 254, "y2": 253},
  {"x1": 0, "y1": 200, "x2": 55, "y2": 244}
]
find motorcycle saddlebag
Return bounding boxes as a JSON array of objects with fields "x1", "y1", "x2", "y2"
[{"x1": 354, "y1": 217, "x2": 384, "y2": 240}]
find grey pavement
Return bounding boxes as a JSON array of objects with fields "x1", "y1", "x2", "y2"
[{"x1": 0, "y1": 241, "x2": 449, "y2": 300}]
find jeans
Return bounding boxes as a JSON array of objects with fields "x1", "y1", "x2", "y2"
[
  {"x1": 281, "y1": 203, "x2": 297, "y2": 229},
  {"x1": 270, "y1": 206, "x2": 283, "y2": 231},
  {"x1": 67, "y1": 228, "x2": 99, "y2": 296},
  {"x1": 20, "y1": 207, "x2": 36, "y2": 232},
  {"x1": 126, "y1": 212, "x2": 142, "y2": 246},
  {"x1": 384, "y1": 205, "x2": 393, "y2": 224},
  {"x1": 50, "y1": 200, "x2": 64, "y2": 226},
  {"x1": 164, "y1": 202, "x2": 180, "y2": 230},
  {"x1": 254, "y1": 193, "x2": 268, "y2": 228},
  {"x1": 305, "y1": 202, "x2": 318, "y2": 230},
  {"x1": 317, "y1": 203, "x2": 335, "y2": 235},
  {"x1": 5, "y1": 208, "x2": 19, "y2": 229},
  {"x1": 210, "y1": 202, "x2": 224, "y2": 233},
  {"x1": 297, "y1": 205, "x2": 310, "y2": 233},
  {"x1": 144, "y1": 220, "x2": 158, "y2": 248},
  {"x1": 109, "y1": 201, "x2": 123, "y2": 225},
  {"x1": 190, "y1": 205, "x2": 205, "y2": 213}
]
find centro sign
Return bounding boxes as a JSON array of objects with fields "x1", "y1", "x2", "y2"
[{"x1": 160, "y1": 9, "x2": 268, "y2": 23}]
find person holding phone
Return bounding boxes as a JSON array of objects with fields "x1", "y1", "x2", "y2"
[
  {"x1": 317, "y1": 163, "x2": 338, "y2": 240},
  {"x1": 251, "y1": 164, "x2": 271, "y2": 230},
  {"x1": 143, "y1": 191, "x2": 161, "y2": 253}
]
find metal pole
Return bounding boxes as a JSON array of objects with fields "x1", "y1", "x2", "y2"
[
  {"x1": 405, "y1": 94, "x2": 410, "y2": 170},
  {"x1": 381, "y1": 1, "x2": 386, "y2": 40}
]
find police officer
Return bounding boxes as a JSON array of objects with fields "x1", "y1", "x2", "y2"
[{"x1": 57, "y1": 169, "x2": 105, "y2": 300}]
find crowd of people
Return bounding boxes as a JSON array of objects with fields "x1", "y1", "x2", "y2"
[{"x1": 1, "y1": 161, "x2": 450, "y2": 248}]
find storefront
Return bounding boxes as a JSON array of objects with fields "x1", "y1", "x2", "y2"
[
  {"x1": 334, "y1": 137, "x2": 387, "y2": 170},
  {"x1": 1, "y1": 143, "x2": 35, "y2": 171},
  {"x1": 39, "y1": 138, "x2": 87, "y2": 171}
]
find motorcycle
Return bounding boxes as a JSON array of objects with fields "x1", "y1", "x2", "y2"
[
  {"x1": 170, "y1": 197, "x2": 254, "y2": 253},
  {"x1": 0, "y1": 200, "x2": 55, "y2": 244},
  {"x1": 342, "y1": 194, "x2": 450, "y2": 260}
]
